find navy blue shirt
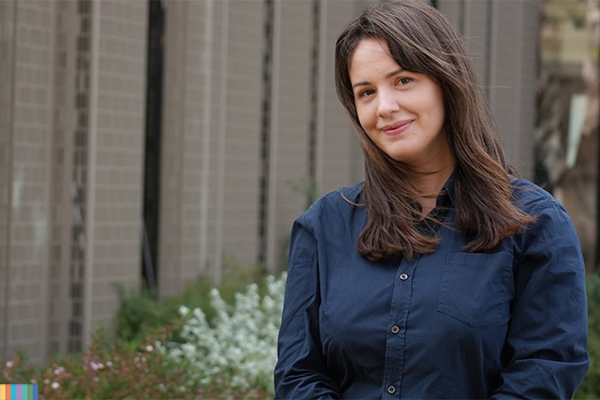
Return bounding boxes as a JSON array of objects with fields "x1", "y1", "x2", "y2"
[{"x1": 274, "y1": 177, "x2": 588, "y2": 399}]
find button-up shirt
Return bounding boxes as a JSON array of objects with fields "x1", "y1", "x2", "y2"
[{"x1": 274, "y1": 177, "x2": 589, "y2": 399}]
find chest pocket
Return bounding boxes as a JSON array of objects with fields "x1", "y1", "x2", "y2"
[{"x1": 437, "y1": 251, "x2": 514, "y2": 328}]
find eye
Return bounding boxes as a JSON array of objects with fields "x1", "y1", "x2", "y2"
[
  {"x1": 396, "y1": 77, "x2": 413, "y2": 86},
  {"x1": 358, "y1": 89, "x2": 375, "y2": 98}
]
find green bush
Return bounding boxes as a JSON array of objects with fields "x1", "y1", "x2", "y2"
[
  {"x1": 0, "y1": 326, "x2": 197, "y2": 399},
  {"x1": 575, "y1": 273, "x2": 600, "y2": 398},
  {"x1": 114, "y1": 259, "x2": 268, "y2": 347},
  {"x1": 1, "y1": 260, "x2": 272, "y2": 399},
  {"x1": 167, "y1": 273, "x2": 286, "y2": 397},
  {"x1": 1, "y1": 269, "x2": 279, "y2": 399}
]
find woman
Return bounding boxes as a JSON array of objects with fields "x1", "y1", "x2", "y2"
[{"x1": 274, "y1": 1, "x2": 589, "y2": 399}]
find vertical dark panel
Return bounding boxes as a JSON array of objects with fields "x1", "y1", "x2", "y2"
[
  {"x1": 69, "y1": 0, "x2": 92, "y2": 353},
  {"x1": 484, "y1": 0, "x2": 492, "y2": 96},
  {"x1": 142, "y1": 0, "x2": 165, "y2": 292},
  {"x1": 258, "y1": 0, "x2": 275, "y2": 264},
  {"x1": 308, "y1": 0, "x2": 320, "y2": 208}
]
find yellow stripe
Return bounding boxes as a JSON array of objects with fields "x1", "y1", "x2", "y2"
[{"x1": 0, "y1": 384, "x2": 6, "y2": 400}]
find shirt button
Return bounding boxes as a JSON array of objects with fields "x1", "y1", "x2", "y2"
[
  {"x1": 387, "y1": 385, "x2": 396, "y2": 394},
  {"x1": 391, "y1": 325, "x2": 400, "y2": 334},
  {"x1": 399, "y1": 273, "x2": 409, "y2": 280}
]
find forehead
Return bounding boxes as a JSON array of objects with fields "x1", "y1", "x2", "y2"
[
  {"x1": 352, "y1": 37, "x2": 390, "y2": 57},
  {"x1": 349, "y1": 38, "x2": 401, "y2": 79}
]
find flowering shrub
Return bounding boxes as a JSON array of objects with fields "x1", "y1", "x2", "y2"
[
  {"x1": 168, "y1": 273, "x2": 286, "y2": 397},
  {"x1": 0, "y1": 272, "x2": 287, "y2": 399},
  {"x1": 0, "y1": 327, "x2": 199, "y2": 399},
  {"x1": 114, "y1": 260, "x2": 268, "y2": 348}
]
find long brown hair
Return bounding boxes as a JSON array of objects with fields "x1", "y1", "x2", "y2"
[{"x1": 334, "y1": 1, "x2": 534, "y2": 262}]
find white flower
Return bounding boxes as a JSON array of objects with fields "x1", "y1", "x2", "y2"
[
  {"x1": 145, "y1": 345, "x2": 153, "y2": 352},
  {"x1": 179, "y1": 305, "x2": 190, "y2": 316},
  {"x1": 5, "y1": 361, "x2": 12, "y2": 368},
  {"x1": 193, "y1": 308, "x2": 205, "y2": 319},
  {"x1": 181, "y1": 343, "x2": 196, "y2": 359},
  {"x1": 166, "y1": 273, "x2": 287, "y2": 396},
  {"x1": 51, "y1": 382, "x2": 60, "y2": 389},
  {"x1": 106, "y1": 361, "x2": 113, "y2": 367}
]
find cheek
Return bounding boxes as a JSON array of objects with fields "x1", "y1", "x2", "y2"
[
  {"x1": 419, "y1": 97, "x2": 445, "y2": 129},
  {"x1": 435, "y1": 105, "x2": 446, "y2": 128},
  {"x1": 354, "y1": 107, "x2": 366, "y2": 130},
  {"x1": 429, "y1": 103, "x2": 445, "y2": 122},
  {"x1": 356, "y1": 104, "x2": 374, "y2": 130},
  {"x1": 431, "y1": 89, "x2": 446, "y2": 123}
]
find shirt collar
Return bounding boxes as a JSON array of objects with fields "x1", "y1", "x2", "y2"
[
  {"x1": 440, "y1": 170, "x2": 456, "y2": 207},
  {"x1": 352, "y1": 171, "x2": 455, "y2": 206}
]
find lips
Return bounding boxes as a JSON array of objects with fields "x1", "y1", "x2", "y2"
[{"x1": 381, "y1": 120, "x2": 413, "y2": 136}]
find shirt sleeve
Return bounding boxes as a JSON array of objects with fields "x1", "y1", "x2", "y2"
[
  {"x1": 274, "y1": 214, "x2": 341, "y2": 400},
  {"x1": 491, "y1": 201, "x2": 589, "y2": 399}
]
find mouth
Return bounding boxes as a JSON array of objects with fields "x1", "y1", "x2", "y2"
[{"x1": 381, "y1": 120, "x2": 413, "y2": 136}]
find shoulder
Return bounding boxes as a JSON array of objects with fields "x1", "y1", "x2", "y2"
[
  {"x1": 510, "y1": 176, "x2": 563, "y2": 217},
  {"x1": 510, "y1": 177, "x2": 577, "y2": 243},
  {"x1": 296, "y1": 182, "x2": 364, "y2": 228}
]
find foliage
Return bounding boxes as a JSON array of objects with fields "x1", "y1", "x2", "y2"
[
  {"x1": 114, "y1": 259, "x2": 268, "y2": 347},
  {"x1": 167, "y1": 273, "x2": 286, "y2": 397},
  {"x1": 0, "y1": 326, "x2": 198, "y2": 399},
  {"x1": 575, "y1": 273, "x2": 600, "y2": 398},
  {"x1": 1, "y1": 270, "x2": 284, "y2": 399}
]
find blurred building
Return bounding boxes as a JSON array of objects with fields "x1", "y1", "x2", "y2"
[
  {"x1": 0, "y1": 0, "x2": 147, "y2": 364},
  {"x1": 537, "y1": 0, "x2": 599, "y2": 268},
  {"x1": 0, "y1": 0, "x2": 538, "y2": 365}
]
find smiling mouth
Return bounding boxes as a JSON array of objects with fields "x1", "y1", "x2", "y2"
[{"x1": 382, "y1": 120, "x2": 412, "y2": 135}]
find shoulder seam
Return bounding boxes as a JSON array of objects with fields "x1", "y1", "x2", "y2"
[{"x1": 521, "y1": 197, "x2": 558, "y2": 244}]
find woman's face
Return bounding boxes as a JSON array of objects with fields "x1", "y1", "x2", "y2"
[{"x1": 349, "y1": 38, "x2": 453, "y2": 171}]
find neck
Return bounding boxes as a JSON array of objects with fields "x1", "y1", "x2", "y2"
[{"x1": 410, "y1": 161, "x2": 455, "y2": 216}]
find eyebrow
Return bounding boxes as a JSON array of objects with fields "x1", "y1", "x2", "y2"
[{"x1": 351, "y1": 68, "x2": 405, "y2": 89}]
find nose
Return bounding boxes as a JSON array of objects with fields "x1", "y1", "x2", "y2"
[{"x1": 377, "y1": 88, "x2": 400, "y2": 117}]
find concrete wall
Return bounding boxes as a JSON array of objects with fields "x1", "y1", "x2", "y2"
[
  {"x1": 0, "y1": 0, "x2": 538, "y2": 364},
  {"x1": 0, "y1": 0, "x2": 146, "y2": 364}
]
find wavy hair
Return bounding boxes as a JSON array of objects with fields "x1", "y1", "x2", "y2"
[{"x1": 334, "y1": 0, "x2": 535, "y2": 262}]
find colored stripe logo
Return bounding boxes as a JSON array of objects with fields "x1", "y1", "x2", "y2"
[{"x1": 0, "y1": 385, "x2": 37, "y2": 400}]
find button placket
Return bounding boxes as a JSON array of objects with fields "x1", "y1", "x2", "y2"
[{"x1": 383, "y1": 255, "x2": 420, "y2": 400}]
